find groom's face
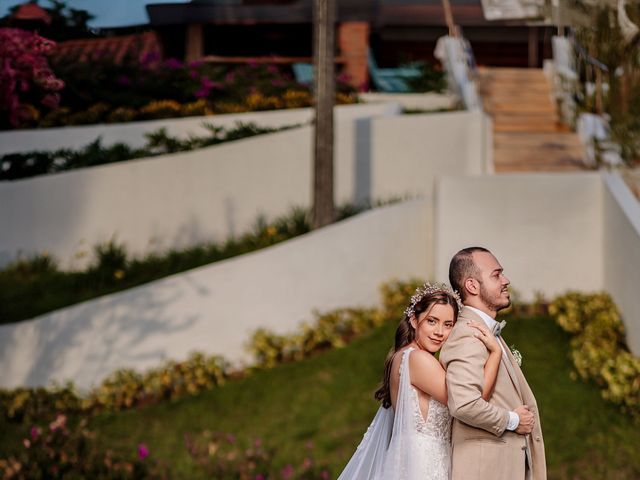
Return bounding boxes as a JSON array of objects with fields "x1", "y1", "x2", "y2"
[{"x1": 473, "y1": 251, "x2": 511, "y2": 312}]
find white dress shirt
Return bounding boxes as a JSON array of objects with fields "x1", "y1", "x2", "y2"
[{"x1": 465, "y1": 306, "x2": 520, "y2": 431}]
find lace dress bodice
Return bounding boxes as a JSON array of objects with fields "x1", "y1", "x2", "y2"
[{"x1": 337, "y1": 347, "x2": 452, "y2": 480}]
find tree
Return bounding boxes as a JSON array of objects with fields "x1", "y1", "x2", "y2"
[{"x1": 312, "y1": 0, "x2": 336, "y2": 229}]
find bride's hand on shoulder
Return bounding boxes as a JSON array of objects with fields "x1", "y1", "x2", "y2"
[{"x1": 467, "y1": 320, "x2": 500, "y2": 354}]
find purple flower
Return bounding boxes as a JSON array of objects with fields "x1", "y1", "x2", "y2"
[
  {"x1": 40, "y1": 93, "x2": 60, "y2": 109},
  {"x1": 138, "y1": 443, "x2": 149, "y2": 459},
  {"x1": 165, "y1": 58, "x2": 183, "y2": 69},
  {"x1": 190, "y1": 70, "x2": 200, "y2": 79},
  {"x1": 188, "y1": 60, "x2": 204, "y2": 69},
  {"x1": 248, "y1": 59, "x2": 258, "y2": 68},
  {"x1": 140, "y1": 51, "x2": 160, "y2": 66},
  {"x1": 117, "y1": 74, "x2": 132, "y2": 86},
  {"x1": 280, "y1": 464, "x2": 294, "y2": 479},
  {"x1": 201, "y1": 76, "x2": 214, "y2": 89},
  {"x1": 194, "y1": 87, "x2": 210, "y2": 98},
  {"x1": 30, "y1": 426, "x2": 40, "y2": 440},
  {"x1": 226, "y1": 433, "x2": 236, "y2": 444}
]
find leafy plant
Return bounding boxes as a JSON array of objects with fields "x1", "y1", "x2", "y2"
[
  {"x1": 549, "y1": 291, "x2": 640, "y2": 418},
  {"x1": 0, "y1": 28, "x2": 64, "y2": 128},
  {"x1": 0, "y1": 121, "x2": 299, "y2": 181}
]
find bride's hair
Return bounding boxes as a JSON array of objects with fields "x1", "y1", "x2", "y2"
[{"x1": 374, "y1": 290, "x2": 459, "y2": 408}]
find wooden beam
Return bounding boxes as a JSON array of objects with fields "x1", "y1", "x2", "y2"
[{"x1": 312, "y1": 0, "x2": 336, "y2": 228}]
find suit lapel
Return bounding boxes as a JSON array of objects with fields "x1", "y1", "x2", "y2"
[{"x1": 499, "y1": 336, "x2": 524, "y2": 401}]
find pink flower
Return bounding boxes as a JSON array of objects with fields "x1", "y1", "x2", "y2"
[
  {"x1": 49, "y1": 414, "x2": 67, "y2": 432},
  {"x1": 321, "y1": 470, "x2": 330, "y2": 479},
  {"x1": 255, "y1": 475, "x2": 265, "y2": 480},
  {"x1": 188, "y1": 60, "x2": 204, "y2": 68},
  {"x1": 226, "y1": 433, "x2": 236, "y2": 444},
  {"x1": 280, "y1": 464, "x2": 294, "y2": 479},
  {"x1": 194, "y1": 87, "x2": 210, "y2": 98},
  {"x1": 201, "y1": 76, "x2": 214, "y2": 89},
  {"x1": 165, "y1": 58, "x2": 183, "y2": 69},
  {"x1": 138, "y1": 443, "x2": 149, "y2": 459},
  {"x1": 117, "y1": 74, "x2": 132, "y2": 86},
  {"x1": 140, "y1": 51, "x2": 160, "y2": 66},
  {"x1": 30, "y1": 426, "x2": 41, "y2": 440}
]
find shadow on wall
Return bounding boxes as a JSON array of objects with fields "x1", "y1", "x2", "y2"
[
  {"x1": 0, "y1": 276, "x2": 206, "y2": 390},
  {"x1": 354, "y1": 117, "x2": 372, "y2": 206}
]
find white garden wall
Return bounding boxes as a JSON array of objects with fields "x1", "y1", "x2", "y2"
[
  {"x1": 0, "y1": 103, "x2": 398, "y2": 155},
  {"x1": 0, "y1": 200, "x2": 433, "y2": 390},
  {"x1": 434, "y1": 172, "x2": 605, "y2": 300},
  {"x1": 602, "y1": 172, "x2": 640, "y2": 355},
  {"x1": 0, "y1": 110, "x2": 489, "y2": 269}
]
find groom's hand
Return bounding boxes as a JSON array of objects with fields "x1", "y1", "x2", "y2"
[{"x1": 514, "y1": 405, "x2": 535, "y2": 434}]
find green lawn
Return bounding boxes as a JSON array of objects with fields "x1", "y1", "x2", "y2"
[{"x1": 3, "y1": 315, "x2": 639, "y2": 479}]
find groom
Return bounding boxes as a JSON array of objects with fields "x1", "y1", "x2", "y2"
[{"x1": 440, "y1": 247, "x2": 546, "y2": 480}]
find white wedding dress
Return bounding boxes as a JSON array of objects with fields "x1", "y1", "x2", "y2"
[{"x1": 337, "y1": 347, "x2": 452, "y2": 480}]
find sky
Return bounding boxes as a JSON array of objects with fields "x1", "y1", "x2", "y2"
[{"x1": 0, "y1": 0, "x2": 188, "y2": 28}]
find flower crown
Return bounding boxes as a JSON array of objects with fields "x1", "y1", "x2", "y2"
[{"x1": 403, "y1": 282, "x2": 464, "y2": 319}]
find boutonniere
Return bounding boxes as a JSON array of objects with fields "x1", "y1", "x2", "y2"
[{"x1": 510, "y1": 345, "x2": 522, "y2": 367}]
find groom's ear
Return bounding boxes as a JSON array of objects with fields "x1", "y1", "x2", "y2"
[{"x1": 464, "y1": 277, "x2": 479, "y2": 297}]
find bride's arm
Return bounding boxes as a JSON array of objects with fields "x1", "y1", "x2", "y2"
[
  {"x1": 467, "y1": 320, "x2": 501, "y2": 400},
  {"x1": 409, "y1": 351, "x2": 448, "y2": 405}
]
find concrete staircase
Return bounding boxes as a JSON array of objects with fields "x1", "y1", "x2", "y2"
[{"x1": 478, "y1": 67, "x2": 587, "y2": 172}]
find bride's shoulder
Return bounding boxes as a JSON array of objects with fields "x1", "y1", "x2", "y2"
[{"x1": 408, "y1": 349, "x2": 442, "y2": 372}]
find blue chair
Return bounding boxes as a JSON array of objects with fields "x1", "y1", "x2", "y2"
[{"x1": 292, "y1": 63, "x2": 314, "y2": 85}]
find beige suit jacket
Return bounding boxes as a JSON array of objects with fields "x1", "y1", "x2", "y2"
[{"x1": 439, "y1": 306, "x2": 546, "y2": 480}]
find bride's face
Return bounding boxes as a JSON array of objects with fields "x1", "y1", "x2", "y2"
[{"x1": 412, "y1": 303, "x2": 455, "y2": 353}]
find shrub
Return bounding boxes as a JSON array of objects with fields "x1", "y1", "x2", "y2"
[
  {"x1": 248, "y1": 279, "x2": 421, "y2": 369},
  {"x1": 0, "y1": 121, "x2": 299, "y2": 181},
  {"x1": 0, "y1": 28, "x2": 64, "y2": 128},
  {"x1": 184, "y1": 431, "x2": 330, "y2": 479},
  {"x1": 549, "y1": 292, "x2": 640, "y2": 418},
  {"x1": 0, "y1": 414, "x2": 166, "y2": 479}
]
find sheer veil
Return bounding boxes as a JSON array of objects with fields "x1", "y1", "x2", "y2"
[
  {"x1": 336, "y1": 405, "x2": 394, "y2": 480},
  {"x1": 337, "y1": 348, "x2": 421, "y2": 480}
]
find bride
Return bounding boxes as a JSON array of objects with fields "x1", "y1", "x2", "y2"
[{"x1": 337, "y1": 283, "x2": 500, "y2": 480}]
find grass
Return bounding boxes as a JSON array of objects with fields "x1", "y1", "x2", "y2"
[{"x1": 2, "y1": 314, "x2": 639, "y2": 479}]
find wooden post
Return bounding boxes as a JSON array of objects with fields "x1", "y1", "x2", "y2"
[
  {"x1": 441, "y1": 0, "x2": 455, "y2": 36},
  {"x1": 312, "y1": 0, "x2": 335, "y2": 228},
  {"x1": 528, "y1": 27, "x2": 538, "y2": 68},
  {"x1": 185, "y1": 23, "x2": 203, "y2": 62}
]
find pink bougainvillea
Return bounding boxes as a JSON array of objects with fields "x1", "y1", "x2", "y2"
[{"x1": 0, "y1": 28, "x2": 64, "y2": 127}]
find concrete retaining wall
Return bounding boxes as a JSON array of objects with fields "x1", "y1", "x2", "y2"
[{"x1": 0, "y1": 110, "x2": 488, "y2": 269}]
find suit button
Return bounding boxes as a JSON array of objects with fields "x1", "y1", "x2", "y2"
[
  {"x1": 535, "y1": 436, "x2": 541, "y2": 442},
  {"x1": 521, "y1": 446, "x2": 526, "y2": 450}
]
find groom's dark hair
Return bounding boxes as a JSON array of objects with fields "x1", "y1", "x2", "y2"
[{"x1": 449, "y1": 246, "x2": 490, "y2": 301}]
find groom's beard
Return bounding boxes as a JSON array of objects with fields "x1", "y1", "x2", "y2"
[{"x1": 478, "y1": 282, "x2": 511, "y2": 313}]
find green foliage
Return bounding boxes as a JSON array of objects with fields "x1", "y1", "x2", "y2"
[
  {"x1": 184, "y1": 431, "x2": 330, "y2": 479},
  {"x1": 0, "y1": 199, "x2": 389, "y2": 325},
  {"x1": 0, "y1": 383, "x2": 81, "y2": 424},
  {"x1": 0, "y1": 121, "x2": 298, "y2": 181},
  {"x1": 0, "y1": 414, "x2": 165, "y2": 479},
  {"x1": 248, "y1": 279, "x2": 422, "y2": 369},
  {"x1": 402, "y1": 61, "x2": 447, "y2": 93},
  {"x1": 0, "y1": 353, "x2": 230, "y2": 423},
  {"x1": 573, "y1": 4, "x2": 640, "y2": 165},
  {"x1": 549, "y1": 292, "x2": 640, "y2": 418}
]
